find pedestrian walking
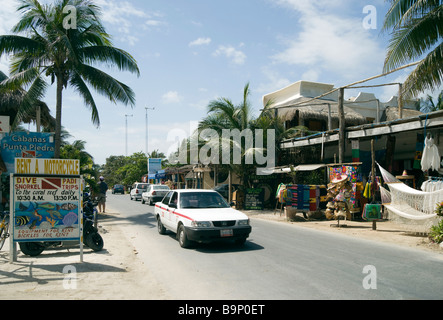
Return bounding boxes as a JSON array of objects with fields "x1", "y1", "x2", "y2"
[{"x1": 98, "y1": 176, "x2": 108, "y2": 213}]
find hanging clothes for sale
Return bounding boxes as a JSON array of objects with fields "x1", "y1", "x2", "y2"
[{"x1": 421, "y1": 136, "x2": 441, "y2": 171}]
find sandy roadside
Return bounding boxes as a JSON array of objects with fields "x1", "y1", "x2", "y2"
[
  {"x1": 0, "y1": 206, "x2": 441, "y2": 300},
  {"x1": 0, "y1": 206, "x2": 169, "y2": 300}
]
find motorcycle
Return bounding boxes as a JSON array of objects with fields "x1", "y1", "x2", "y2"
[{"x1": 19, "y1": 193, "x2": 104, "y2": 257}]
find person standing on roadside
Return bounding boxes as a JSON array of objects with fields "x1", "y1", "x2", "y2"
[{"x1": 98, "y1": 176, "x2": 108, "y2": 213}]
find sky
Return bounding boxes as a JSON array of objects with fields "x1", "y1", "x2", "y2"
[{"x1": 0, "y1": 0, "x2": 441, "y2": 165}]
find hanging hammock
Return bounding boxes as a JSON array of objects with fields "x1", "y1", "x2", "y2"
[{"x1": 377, "y1": 163, "x2": 442, "y2": 231}]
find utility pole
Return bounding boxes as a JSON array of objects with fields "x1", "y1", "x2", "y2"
[
  {"x1": 145, "y1": 107, "x2": 155, "y2": 157},
  {"x1": 125, "y1": 114, "x2": 133, "y2": 156},
  {"x1": 338, "y1": 87, "x2": 345, "y2": 163}
]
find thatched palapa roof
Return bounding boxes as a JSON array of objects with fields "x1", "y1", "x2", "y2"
[
  {"x1": 275, "y1": 97, "x2": 368, "y2": 127},
  {"x1": 381, "y1": 106, "x2": 423, "y2": 122}
]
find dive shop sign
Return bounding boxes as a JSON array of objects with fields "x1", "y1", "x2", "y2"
[
  {"x1": 12, "y1": 176, "x2": 82, "y2": 242},
  {"x1": 9, "y1": 157, "x2": 83, "y2": 264}
]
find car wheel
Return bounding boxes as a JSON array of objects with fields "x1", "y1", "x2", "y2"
[
  {"x1": 178, "y1": 224, "x2": 191, "y2": 248},
  {"x1": 149, "y1": 197, "x2": 153, "y2": 206},
  {"x1": 157, "y1": 217, "x2": 166, "y2": 235},
  {"x1": 141, "y1": 198, "x2": 145, "y2": 204}
]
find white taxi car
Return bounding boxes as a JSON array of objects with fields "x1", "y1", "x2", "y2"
[{"x1": 154, "y1": 189, "x2": 252, "y2": 248}]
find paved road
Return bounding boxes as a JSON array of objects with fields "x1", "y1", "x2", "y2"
[{"x1": 107, "y1": 194, "x2": 443, "y2": 300}]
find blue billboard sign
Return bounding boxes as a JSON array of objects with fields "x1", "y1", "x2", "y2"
[
  {"x1": 148, "y1": 158, "x2": 162, "y2": 174},
  {"x1": 1, "y1": 132, "x2": 55, "y2": 174}
]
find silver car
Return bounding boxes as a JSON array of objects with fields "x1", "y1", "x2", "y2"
[
  {"x1": 130, "y1": 183, "x2": 149, "y2": 201},
  {"x1": 141, "y1": 184, "x2": 170, "y2": 205}
]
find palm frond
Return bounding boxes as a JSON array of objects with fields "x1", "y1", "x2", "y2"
[
  {"x1": 0, "y1": 35, "x2": 44, "y2": 57},
  {"x1": 384, "y1": 5, "x2": 443, "y2": 71},
  {"x1": 382, "y1": 0, "x2": 442, "y2": 32},
  {"x1": 69, "y1": 71, "x2": 100, "y2": 126},
  {"x1": 79, "y1": 46, "x2": 140, "y2": 75},
  {"x1": 78, "y1": 64, "x2": 136, "y2": 106},
  {"x1": 0, "y1": 67, "x2": 41, "y2": 90},
  {"x1": 12, "y1": 75, "x2": 48, "y2": 127},
  {"x1": 402, "y1": 43, "x2": 443, "y2": 97}
]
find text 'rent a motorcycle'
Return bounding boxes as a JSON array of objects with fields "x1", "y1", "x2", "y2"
[{"x1": 19, "y1": 193, "x2": 104, "y2": 257}]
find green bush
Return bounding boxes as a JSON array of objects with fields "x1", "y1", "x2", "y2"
[{"x1": 429, "y1": 219, "x2": 443, "y2": 244}]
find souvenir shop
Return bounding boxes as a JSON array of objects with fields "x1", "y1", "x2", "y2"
[{"x1": 275, "y1": 162, "x2": 371, "y2": 221}]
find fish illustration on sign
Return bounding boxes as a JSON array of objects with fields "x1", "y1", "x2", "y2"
[
  {"x1": 19, "y1": 202, "x2": 36, "y2": 212},
  {"x1": 15, "y1": 216, "x2": 30, "y2": 227},
  {"x1": 47, "y1": 210, "x2": 64, "y2": 220},
  {"x1": 38, "y1": 202, "x2": 56, "y2": 210},
  {"x1": 19, "y1": 202, "x2": 56, "y2": 211},
  {"x1": 57, "y1": 203, "x2": 78, "y2": 211}
]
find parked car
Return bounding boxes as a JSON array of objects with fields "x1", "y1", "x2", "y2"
[
  {"x1": 155, "y1": 189, "x2": 251, "y2": 248},
  {"x1": 130, "y1": 183, "x2": 149, "y2": 201},
  {"x1": 112, "y1": 184, "x2": 125, "y2": 194},
  {"x1": 213, "y1": 184, "x2": 240, "y2": 199},
  {"x1": 142, "y1": 184, "x2": 170, "y2": 205}
]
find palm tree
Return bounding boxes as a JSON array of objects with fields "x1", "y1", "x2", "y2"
[
  {"x1": 382, "y1": 0, "x2": 443, "y2": 97},
  {"x1": 0, "y1": 70, "x2": 55, "y2": 130},
  {"x1": 199, "y1": 83, "x2": 299, "y2": 187},
  {"x1": 60, "y1": 139, "x2": 99, "y2": 193},
  {"x1": 420, "y1": 90, "x2": 443, "y2": 112},
  {"x1": 0, "y1": 0, "x2": 140, "y2": 157},
  {"x1": 198, "y1": 83, "x2": 257, "y2": 187}
]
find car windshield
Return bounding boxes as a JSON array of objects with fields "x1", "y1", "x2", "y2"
[
  {"x1": 137, "y1": 184, "x2": 148, "y2": 190},
  {"x1": 180, "y1": 192, "x2": 229, "y2": 209},
  {"x1": 154, "y1": 186, "x2": 169, "y2": 190}
]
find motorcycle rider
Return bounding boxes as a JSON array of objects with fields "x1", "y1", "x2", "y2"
[{"x1": 97, "y1": 176, "x2": 108, "y2": 213}]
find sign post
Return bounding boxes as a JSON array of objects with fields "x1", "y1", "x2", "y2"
[{"x1": 10, "y1": 158, "x2": 83, "y2": 262}]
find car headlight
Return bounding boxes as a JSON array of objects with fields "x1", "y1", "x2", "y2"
[
  {"x1": 238, "y1": 219, "x2": 250, "y2": 226},
  {"x1": 191, "y1": 221, "x2": 212, "y2": 228}
]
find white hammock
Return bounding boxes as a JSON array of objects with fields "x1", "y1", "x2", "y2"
[
  {"x1": 386, "y1": 182, "x2": 442, "y2": 219},
  {"x1": 377, "y1": 163, "x2": 442, "y2": 231}
]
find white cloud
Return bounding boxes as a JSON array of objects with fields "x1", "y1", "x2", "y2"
[
  {"x1": 0, "y1": 0, "x2": 21, "y2": 73},
  {"x1": 257, "y1": 67, "x2": 291, "y2": 96},
  {"x1": 162, "y1": 91, "x2": 183, "y2": 104},
  {"x1": 93, "y1": 0, "x2": 165, "y2": 45},
  {"x1": 271, "y1": 0, "x2": 385, "y2": 83},
  {"x1": 0, "y1": 0, "x2": 19, "y2": 35},
  {"x1": 213, "y1": 45, "x2": 247, "y2": 65},
  {"x1": 146, "y1": 20, "x2": 163, "y2": 27},
  {"x1": 189, "y1": 37, "x2": 212, "y2": 47}
]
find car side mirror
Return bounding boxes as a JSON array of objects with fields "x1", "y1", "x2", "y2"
[{"x1": 169, "y1": 203, "x2": 177, "y2": 209}]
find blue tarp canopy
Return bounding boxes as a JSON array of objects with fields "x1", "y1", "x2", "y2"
[{"x1": 156, "y1": 170, "x2": 166, "y2": 179}]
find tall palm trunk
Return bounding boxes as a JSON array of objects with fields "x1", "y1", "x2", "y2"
[{"x1": 55, "y1": 73, "x2": 63, "y2": 158}]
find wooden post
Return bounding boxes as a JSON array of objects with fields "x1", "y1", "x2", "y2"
[
  {"x1": 338, "y1": 88, "x2": 345, "y2": 163},
  {"x1": 36, "y1": 105, "x2": 41, "y2": 133},
  {"x1": 398, "y1": 83, "x2": 403, "y2": 119},
  {"x1": 327, "y1": 103, "x2": 332, "y2": 131},
  {"x1": 386, "y1": 135, "x2": 396, "y2": 172},
  {"x1": 371, "y1": 139, "x2": 377, "y2": 231}
]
